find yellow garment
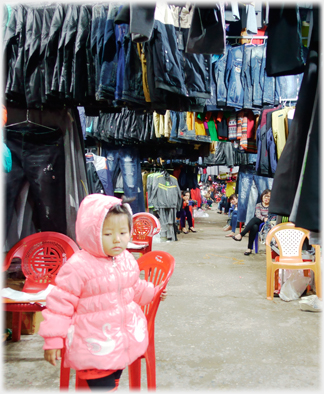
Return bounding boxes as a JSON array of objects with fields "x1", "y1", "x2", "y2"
[
  {"x1": 164, "y1": 110, "x2": 172, "y2": 138},
  {"x1": 195, "y1": 114, "x2": 207, "y2": 136},
  {"x1": 142, "y1": 170, "x2": 150, "y2": 208},
  {"x1": 137, "y1": 43, "x2": 151, "y2": 102},
  {"x1": 210, "y1": 141, "x2": 217, "y2": 154},
  {"x1": 187, "y1": 112, "x2": 195, "y2": 130},
  {"x1": 153, "y1": 112, "x2": 163, "y2": 138},
  {"x1": 225, "y1": 181, "x2": 236, "y2": 197},
  {"x1": 153, "y1": 111, "x2": 172, "y2": 138},
  {"x1": 272, "y1": 107, "x2": 294, "y2": 160}
]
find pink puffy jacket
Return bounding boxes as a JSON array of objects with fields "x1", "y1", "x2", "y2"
[{"x1": 38, "y1": 194, "x2": 158, "y2": 371}]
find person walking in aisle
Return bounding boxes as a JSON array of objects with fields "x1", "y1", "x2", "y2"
[
  {"x1": 39, "y1": 194, "x2": 167, "y2": 391},
  {"x1": 177, "y1": 190, "x2": 197, "y2": 234},
  {"x1": 231, "y1": 189, "x2": 271, "y2": 255}
]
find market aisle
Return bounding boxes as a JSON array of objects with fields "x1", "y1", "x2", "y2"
[{"x1": 2, "y1": 205, "x2": 321, "y2": 391}]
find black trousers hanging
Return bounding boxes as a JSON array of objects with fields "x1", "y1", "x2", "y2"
[
  {"x1": 5, "y1": 125, "x2": 67, "y2": 238},
  {"x1": 268, "y1": 7, "x2": 319, "y2": 219}
]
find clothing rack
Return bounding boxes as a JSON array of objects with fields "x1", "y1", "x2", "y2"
[
  {"x1": 226, "y1": 35, "x2": 308, "y2": 40},
  {"x1": 226, "y1": 35, "x2": 268, "y2": 40},
  {"x1": 279, "y1": 96, "x2": 299, "y2": 103}
]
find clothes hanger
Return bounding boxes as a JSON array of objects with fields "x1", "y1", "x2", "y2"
[{"x1": 6, "y1": 110, "x2": 57, "y2": 131}]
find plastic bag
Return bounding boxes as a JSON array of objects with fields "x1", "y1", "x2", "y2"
[
  {"x1": 279, "y1": 270, "x2": 311, "y2": 301},
  {"x1": 152, "y1": 232, "x2": 161, "y2": 244},
  {"x1": 193, "y1": 209, "x2": 209, "y2": 218}
]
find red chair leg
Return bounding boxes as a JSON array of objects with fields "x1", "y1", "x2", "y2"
[
  {"x1": 145, "y1": 350, "x2": 156, "y2": 390},
  {"x1": 11, "y1": 312, "x2": 22, "y2": 342},
  {"x1": 60, "y1": 347, "x2": 71, "y2": 390},
  {"x1": 128, "y1": 357, "x2": 142, "y2": 389},
  {"x1": 144, "y1": 341, "x2": 157, "y2": 390}
]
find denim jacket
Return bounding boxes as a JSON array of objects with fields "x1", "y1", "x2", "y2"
[{"x1": 152, "y1": 4, "x2": 212, "y2": 100}]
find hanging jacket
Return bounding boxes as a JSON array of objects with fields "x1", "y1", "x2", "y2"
[
  {"x1": 150, "y1": 4, "x2": 211, "y2": 107},
  {"x1": 48, "y1": 4, "x2": 68, "y2": 102},
  {"x1": 38, "y1": 194, "x2": 158, "y2": 371},
  {"x1": 4, "y1": 4, "x2": 27, "y2": 105},
  {"x1": 85, "y1": 153, "x2": 110, "y2": 195},
  {"x1": 58, "y1": 4, "x2": 80, "y2": 104},
  {"x1": 39, "y1": 5, "x2": 57, "y2": 105},
  {"x1": 73, "y1": 4, "x2": 94, "y2": 104},
  {"x1": 86, "y1": 161, "x2": 104, "y2": 194},
  {"x1": 185, "y1": 4, "x2": 226, "y2": 55},
  {"x1": 24, "y1": 6, "x2": 45, "y2": 108},
  {"x1": 150, "y1": 172, "x2": 182, "y2": 211},
  {"x1": 44, "y1": 4, "x2": 67, "y2": 105}
]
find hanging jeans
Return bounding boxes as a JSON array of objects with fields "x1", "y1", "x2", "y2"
[
  {"x1": 237, "y1": 169, "x2": 273, "y2": 223},
  {"x1": 5, "y1": 125, "x2": 66, "y2": 238},
  {"x1": 169, "y1": 111, "x2": 189, "y2": 141},
  {"x1": 251, "y1": 44, "x2": 265, "y2": 107},
  {"x1": 276, "y1": 73, "x2": 303, "y2": 101},
  {"x1": 241, "y1": 44, "x2": 253, "y2": 109},
  {"x1": 261, "y1": 44, "x2": 275, "y2": 105},
  {"x1": 101, "y1": 144, "x2": 145, "y2": 214}
]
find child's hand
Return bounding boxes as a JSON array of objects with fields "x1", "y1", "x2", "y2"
[
  {"x1": 44, "y1": 349, "x2": 61, "y2": 366},
  {"x1": 159, "y1": 284, "x2": 167, "y2": 301}
]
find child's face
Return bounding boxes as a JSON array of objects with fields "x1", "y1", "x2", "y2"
[
  {"x1": 231, "y1": 196, "x2": 238, "y2": 205},
  {"x1": 102, "y1": 213, "x2": 131, "y2": 257},
  {"x1": 183, "y1": 193, "x2": 190, "y2": 201}
]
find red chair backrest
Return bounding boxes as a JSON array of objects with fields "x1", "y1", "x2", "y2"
[
  {"x1": 131, "y1": 213, "x2": 161, "y2": 250},
  {"x1": 137, "y1": 251, "x2": 175, "y2": 343},
  {"x1": 3, "y1": 232, "x2": 80, "y2": 293}
]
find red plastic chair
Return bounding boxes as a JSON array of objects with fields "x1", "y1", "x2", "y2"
[
  {"x1": 128, "y1": 251, "x2": 175, "y2": 390},
  {"x1": 127, "y1": 213, "x2": 161, "y2": 256},
  {"x1": 60, "y1": 251, "x2": 175, "y2": 391},
  {"x1": 3, "y1": 232, "x2": 79, "y2": 342}
]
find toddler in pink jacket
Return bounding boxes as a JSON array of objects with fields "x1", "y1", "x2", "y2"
[{"x1": 39, "y1": 194, "x2": 167, "y2": 390}]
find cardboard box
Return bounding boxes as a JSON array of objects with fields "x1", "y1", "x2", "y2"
[{"x1": 5, "y1": 311, "x2": 44, "y2": 335}]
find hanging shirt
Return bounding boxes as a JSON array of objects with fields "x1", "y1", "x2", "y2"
[
  {"x1": 272, "y1": 107, "x2": 293, "y2": 160},
  {"x1": 194, "y1": 113, "x2": 207, "y2": 136}
]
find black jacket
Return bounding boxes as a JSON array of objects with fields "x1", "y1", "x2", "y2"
[
  {"x1": 4, "y1": 4, "x2": 27, "y2": 106},
  {"x1": 44, "y1": 4, "x2": 67, "y2": 105}
]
